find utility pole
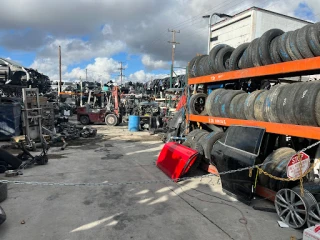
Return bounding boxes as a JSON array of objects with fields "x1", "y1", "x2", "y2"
[
  {"x1": 168, "y1": 29, "x2": 180, "y2": 88},
  {"x1": 118, "y1": 62, "x2": 125, "y2": 87},
  {"x1": 86, "y1": 69, "x2": 87, "y2": 82},
  {"x1": 59, "y1": 46, "x2": 62, "y2": 93},
  {"x1": 168, "y1": 29, "x2": 180, "y2": 68},
  {"x1": 80, "y1": 76, "x2": 83, "y2": 107}
]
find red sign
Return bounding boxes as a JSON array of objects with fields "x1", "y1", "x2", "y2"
[{"x1": 286, "y1": 152, "x2": 310, "y2": 179}]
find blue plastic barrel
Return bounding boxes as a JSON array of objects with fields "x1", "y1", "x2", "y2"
[{"x1": 128, "y1": 115, "x2": 140, "y2": 132}]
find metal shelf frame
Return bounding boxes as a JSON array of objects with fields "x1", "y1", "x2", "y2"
[{"x1": 187, "y1": 57, "x2": 320, "y2": 140}]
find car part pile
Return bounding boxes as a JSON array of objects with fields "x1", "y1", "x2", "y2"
[
  {"x1": 190, "y1": 81, "x2": 320, "y2": 127},
  {"x1": 189, "y1": 22, "x2": 320, "y2": 77}
]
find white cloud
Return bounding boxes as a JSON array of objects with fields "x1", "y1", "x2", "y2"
[
  {"x1": 141, "y1": 54, "x2": 169, "y2": 71},
  {"x1": 102, "y1": 24, "x2": 113, "y2": 35},
  {"x1": 31, "y1": 57, "x2": 120, "y2": 82},
  {"x1": 128, "y1": 70, "x2": 168, "y2": 83}
]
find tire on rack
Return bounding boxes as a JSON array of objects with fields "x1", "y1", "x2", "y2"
[
  {"x1": 194, "y1": 55, "x2": 207, "y2": 77},
  {"x1": 211, "y1": 89, "x2": 227, "y2": 117},
  {"x1": 268, "y1": 149, "x2": 296, "y2": 191},
  {"x1": 307, "y1": 23, "x2": 320, "y2": 56},
  {"x1": 259, "y1": 147, "x2": 294, "y2": 188},
  {"x1": 252, "y1": 38, "x2": 263, "y2": 67},
  {"x1": 244, "y1": 90, "x2": 265, "y2": 120},
  {"x1": 105, "y1": 113, "x2": 118, "y2": 126},
  {"x1": 0, "y1": 183, "x2": 8, "y2": 203},
  {"x1": 198, "y1": 55, "x2": 209, "y2": 76},
  {"x1": 258, "y1": 29, "x2": 284, "y2": 65},
  {"x1": 294, "y1": 81, "x2": 320, "y2": 126},
  {"x1": 264, "y1": 84, "x2": 284, "y2": 123},
  {"x1": 253, "y1": 90, "x2": 269, "y2": 121},
  {"x1": 244, "y1": 39, "x2": 258, "y2": 68},
  {"x1": 270, "y1": 36, "x2": 282, "y2": 64},
  {"x1": 296, "y1": 24, "x2": 314, "y2": 59},
  {"x1": 203, "y1": 55, "x2": 212, "y2": 76},
  {"x1": 209, "y1": 44, "x2": 228, "y2": 74},
  {"x1": 188, "y1": 56, "x2": 199, "y2": 78},
  {"x1": 215, "y1": 46, "x2": 235, "y2": 73},
  {"x1": 228, "y1": 43, "x2": 250, "y2": 70},
  {"x1": 233, "y1": 93, "x2": 248, "y2": 119},
  {"x1": 315, "y1": 84, "x2": 320, "y2": 127},
  {"x1": 189, "y1": 93, "x2": 207, "y2": 115},
  {"x1": 205, "y1": 88, "x2": 226, "y2": 116},
  {"x1": 219, "y1": 90, "x2": 245, "y2": 118},
  {"x1": 278, "y1": 32, "x2": 292, "y2": 62},
  {"x1": 198, "y1": 131, "x2": 225, "y2": 164},
  {"x1": 276, "y1": 83, "x2": 303, "y2": 124},
  {"x1": 229, "y1": 93, "x2": 248, "y2": 119},
  {"x1": 0, "y1": 149, "x2": 22, "y2": 169},
  {"x1": 286, "y1": 30, "x2": 303, "y2": 60}
]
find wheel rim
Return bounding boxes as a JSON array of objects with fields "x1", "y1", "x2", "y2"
[
  {"x1": 194, "y1": 97, "x2": 205, "y2": 114},
  {"x1": 107, "y1": 116, "x2": 115, "y2": 125},
  {"x1": 275, "y1": 188, "x2": 315, "y2": 228},
  {"x1": 308, "y1": 203, "x2": 320, "y2": 227}
]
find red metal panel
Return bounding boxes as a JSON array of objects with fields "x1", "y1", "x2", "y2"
[{"x1": 156, "y1": 142, "x2": 199, "y2": 181}]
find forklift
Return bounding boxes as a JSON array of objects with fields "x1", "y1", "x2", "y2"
[{"x1": 77, "y1": 86, "x2": 122, "y2": 126}]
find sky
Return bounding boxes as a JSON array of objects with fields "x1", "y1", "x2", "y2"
[{"x1": 0, "y1": 0, "x2": 318, "y2": 84}]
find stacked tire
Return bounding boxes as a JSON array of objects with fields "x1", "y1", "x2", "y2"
[
  {"x1": 189, "y1": 22, "x2": 320, "y2": 77},
  {"x1": 202, "y1": 80, "x2": 320, "y2": 127},
  {"x1": 183, "y1": 129, "x2": 224, "y2": 167}
]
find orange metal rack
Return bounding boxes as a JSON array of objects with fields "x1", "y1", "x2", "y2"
[{"x1": 188, "y1": 57, "x2": 320, "y2": 140}]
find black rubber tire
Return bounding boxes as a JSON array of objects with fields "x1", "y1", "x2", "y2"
[
  {"x1": 105, "y1": 114, "x2": 118, "y2": 126},
  {"x1": 228, "y1": 43, "x2": 250, "y2": 70},
  {"x1": 183, "y1": 141, "x2": 204, "y2": 174},
  {"x1": 188, "y1": 56, "x2": 198, "y2": 77},
  {"x1": 79, "y1": 115, "x2": 90, "y2": 125},
  {"x1": 244, "y1": 90, "x2": 265, "y2": 120},
  {"x1": 219, "y1": 90, "x2": 245, "y2": 118},
  {"x1": 259, "y1": 147, "x2": 294, "y2": 187},
  {"x1": 209, "y1": 44, "x2": 228, "y2": 73},
  {"x1": 189, "y1": 93, "x2": 207, "y2": 115},
  {"x1": 254, "y1": 90, "x2": 269, "y2": 121},
  {"x1": 252, "y1": 38, "x2": 263, "y2": 67},
  {"x1": 294, "y1": 82, "x2": 320, "y2": 126},
  {"x1": 296, "y1": 24, "x2": 314, "y2": 59},
  {"x1": 0, "y1": 149, "x2": 22, "y2": 169},
  {"x1": 234, "y1": 93, "x2": 248, "y2": 119},
  {"x1": 198, "y1": 55, "x2": 209, "y2": 76},
  {"x1": 289, "y1": 29, "x2": 304, "y2": 60},
  {"x1": 211, "y1": 89, "x2": 227, "y2": 117},
  {"x1": 205, "y1": 88, "x2": 226, "y2": 116},
  {"x1": 276, "y1": 83, "x2": 303, "y2": 124},
  {"x1": 199, "y1": 131, "x2": 225, "y2": 164},
  {"x1": 315, "y1": 84, "x2": 320, "y2": 127},
  {"x1": 203, "y1": 55, "x2": 212, "y2": 76},
  {"x1": 215, "y1": 46, "x2": 234, "y2": 73},
  {"x1": 286, "y1": 30, "x2": 302, "y2": 60},
  {"x1": 245, "y1": 39, "x2": 257, "y2": 68},
  {"x1": 307, "y1": 23, "x2": 320, "y2": 56},
  {"x1": 229, "y1": 93, "x2": 248, "y2": 119},
  {"x1": 186, "y1": 129, "x2": 207, "y2": 141},
  {"x1": 278, "y1": 32, "x2": 292, "y2": 62},
  {"x1": 0, "y1": 206, "x2": 6, "y2": 225},
  {"x1": 194, "y1": 55, "x2": 207, "y2": 77},
  {"x1": 268, "y1": 149, "x2": 296, "y2": 191},
  {"x1": 0, "y1": 183, "x2": 7, "y2": 203},
  {"x1": 264, "y1": 84, "x2": 284, "y2": 123},
  {"x1": 259, "y1": 29, "x2": 284, "y2": 65},
  {"x1": 270, "y1": 36, "x2": 282, "y2": 64}
]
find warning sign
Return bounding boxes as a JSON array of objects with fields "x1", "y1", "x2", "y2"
[{"x1": 286, "y1": 152, "x2": 310, "y2": 179}]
